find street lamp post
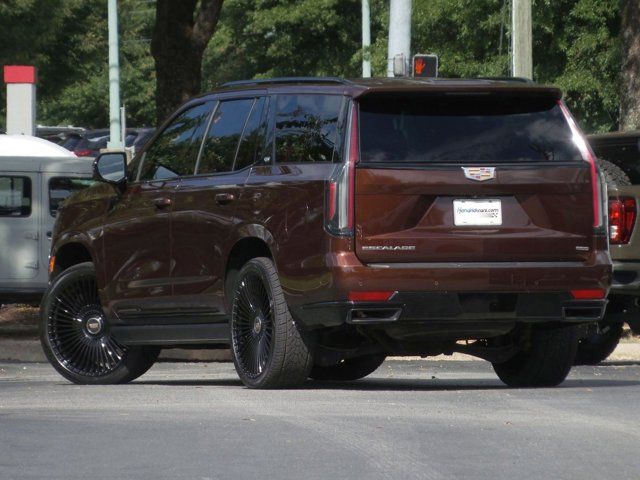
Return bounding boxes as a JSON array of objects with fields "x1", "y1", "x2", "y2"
[
  {"x1": 362, "y1": 0, "x2": 371, "y2": 78},
  {"x1": 511, "y1": 0, "x2": 533, "y2": 79},
  {"x1": 387, "y1": 0, "x2": 412, "y2": 77},
  {"x1": 107, "y1": 0, "x2": 122, "y2": 149}
]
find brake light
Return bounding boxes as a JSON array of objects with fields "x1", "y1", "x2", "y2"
[
  {"x1": 326, "y1": 102, "x2": 358, "y2": 236},
  {"x1": 557, "y1": 101, "x2": 603, "y2": 228},
  {"x1": 348, "y1": 291, "x2": 395, "y2": 302},
  {"x1": 74, "y1": 149, "x2": 93, "y2": 157},
  {"x1": 609, "y1": 197, "x2": 636, "y2": 245},
  {"x1": 570, "y1": 289, "x2": 606, "y2": 300}
]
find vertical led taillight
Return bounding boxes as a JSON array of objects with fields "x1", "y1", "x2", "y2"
[
  {"x1": 557, "y1": 100, "x2": 604, "y2": 229},
  {"x1": 326, "y1": 102, "x2": 358, "y2": 236}
]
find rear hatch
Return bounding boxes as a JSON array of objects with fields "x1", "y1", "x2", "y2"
[{"x1": 355, "y1": 91, "x2": 597, "y2": 264}]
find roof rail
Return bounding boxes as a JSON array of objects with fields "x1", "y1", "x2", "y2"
[
  {"x1": 477, "y1": 76, "x2": 534, "y2": 84},
  {"x1": 221, "y1": 77, "x2": 352, "y2": 88}
]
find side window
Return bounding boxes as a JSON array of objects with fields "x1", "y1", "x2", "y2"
[
  {"x1": 234, "y1": 97, "x2": 267, "y2": 171},
  {"x1": 0, "y1": 176, "x2": 31, "y2": 217},
  {"x1": 49, "y1": 177, "x2": 95, "y2": 217},
  {"x1": 198, "y1": 99, "x2": 254, "y2": 175},
  {"x1": 274, "y1": 94, "x2": 344, "y2": 163},
  {"x1": 139, "y1": 101, "x2": 214, "y2": 181}
]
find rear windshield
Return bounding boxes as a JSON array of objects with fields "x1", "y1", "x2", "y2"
[{"x1": 358, "y1": 95, "x2": 582, "y2": 164}]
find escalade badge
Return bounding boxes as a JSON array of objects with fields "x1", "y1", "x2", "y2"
[
  {"x1": 362, "y1": 245, "x2": 416, "y2": 251},
  {"x1": 462, "y1": 167, "x2": 496, "y2": 182}
]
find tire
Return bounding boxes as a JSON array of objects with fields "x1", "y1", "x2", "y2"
[
  {"x1": 40, "y1": 262, "x2": 160, "y2": 384},
  {"x1": 309, "y1": 354, "x2": 386, "y2": 381},
  {"x1": 596, "y1": 158, "x2": 631, "y2": 188},
  {"x1": 229, "y1": 257, "x2": 313, "y2": 388},
  {"x1": 492, "y1": 324, "x2": 579, "y2": 387},
  {"x1": 574, "y1": 321, "x2": 623, "y2": 365}
]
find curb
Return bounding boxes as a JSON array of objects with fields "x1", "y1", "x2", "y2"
[
  {"x1": 0, "y1": 339, "x2": 232, "y2": 363},
  {"x1": 1, "y1": 338, "x2": 639, "y2": 364}
]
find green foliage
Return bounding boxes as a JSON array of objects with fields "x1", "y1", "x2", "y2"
[
  {"x1": 536, "y1": 0, "x2": 621, "y2": 132},
  {"x1": 376, "y1": 0, "x2": 620, "y2": 132},
  {"x1": 0, "y1": 0, "x2": 627, "y2": 132},
  {"x1": 202, "y1": 0, "x2": 367, "y2": 87},
  {"x1": 0, "y1": 0, "x2": 155, "y2": 129}
]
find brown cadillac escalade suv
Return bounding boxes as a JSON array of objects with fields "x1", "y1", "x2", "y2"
[{"x1": 40, "y1": 77, "x2": 611, "y2": 388}]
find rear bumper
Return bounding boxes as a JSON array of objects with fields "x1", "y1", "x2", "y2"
[
  {"x1": 296, "y1": 292, "x2": 607, "y2": 331},
  {"x1": 611, "y1": 260, "x2": 640, "y2": 295},
  {"x1": 288, "y1": 252, "x2": 611, "y2": 333}
]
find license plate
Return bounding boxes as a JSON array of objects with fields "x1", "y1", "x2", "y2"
[{"x1": 453, "y1": 199, "x2": 502, "y2": 226}]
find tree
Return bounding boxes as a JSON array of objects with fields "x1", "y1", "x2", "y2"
[
  {"x1": 620, "y1": 0, "x2": 640, "y2": 131},
  {"x1": 0, "y1": 0, "x2": 628, "y2": 134},
  {"x1": 408, "y1": 0, "x2": 621, "y2": 133},
  {"x1": 201, "y1": 0, "x2": 375, "y2": 89},
  {"x1": 0, "y1": 0, "x2": 156, "y2": 130},
  {"x1": 151, "y1": 0, "x2": 224, "y2": 124}
]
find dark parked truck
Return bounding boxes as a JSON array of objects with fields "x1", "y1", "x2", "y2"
[
  {"x1": 578, "y1": 131, "x2": 640, "y2": 364},
  {"x1": 40, "y1": 77, "x2": 611, "y2": 388}
]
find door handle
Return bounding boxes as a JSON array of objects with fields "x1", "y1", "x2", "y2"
[
  {"x1": 215, "y1": 193, "x2": 235, "y2": 205},
  {"x1": 153, "y1": 197, "x2": 172, "y2": 209}
]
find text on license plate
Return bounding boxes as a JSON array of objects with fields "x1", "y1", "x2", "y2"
[{"x1": 453, "y1": 199, "x2": 502, "y2": 226}]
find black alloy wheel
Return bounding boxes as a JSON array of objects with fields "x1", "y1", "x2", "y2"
[
  {"x1": 232, "y1": 269, "x2": 275, "y2": 379},
  {"x1": 40, "y1": 262, "x2": 159, "y2": 384},
  {"x1": 230, "y1": 257, "x2": 313, "y2": 388},
  {"x1": 46, "y1": 273, "x2": 124, "y2": 377}
]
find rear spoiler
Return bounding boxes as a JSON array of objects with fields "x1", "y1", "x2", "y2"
[{"x1": 354, "y1": 83, "x2": 562, "y2": 100}]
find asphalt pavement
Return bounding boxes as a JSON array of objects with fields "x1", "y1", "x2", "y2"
[{"x1": 1, "y1": 360, "x2": 639, "y2": 480}]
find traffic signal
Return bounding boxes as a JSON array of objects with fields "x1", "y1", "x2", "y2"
[{"x1": 413, "y1": 54, "x2": 438, "y2": 78}]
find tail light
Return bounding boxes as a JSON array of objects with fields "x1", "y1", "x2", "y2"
[
  {"x1": 557, "y1": 101, "x2": 603, "y2": 228},
  {"x1": 348, "y1": 291, "x2": 395, "y2": 302},
  {"x1": 326, "y1": 101, "x2": 358, "y2": 236},
  {"x1": 74, "y1": 149, "x2": 93, "y2": 157},
  {"x1": 609, "y1": 197, "x2": 636, "y2": 245},
  {"x1": 570, "y1": 289, "x2": 606, "y2": 300}
]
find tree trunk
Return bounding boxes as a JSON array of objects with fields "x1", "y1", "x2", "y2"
[
  {"x1": 620, "y1": 1, "x2": 640, "y2": 131},
  {"x1": 151, "y1": 0, "x2": 224, "y2": 124}
]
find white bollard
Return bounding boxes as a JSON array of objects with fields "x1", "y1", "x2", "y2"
[{"x1": 3, "y1": 66, "x2": 37, "y2": 136}]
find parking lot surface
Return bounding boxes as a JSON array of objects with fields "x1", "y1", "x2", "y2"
[{"x1": 1, "y1": 359, "x2": 639, "y2": 480}]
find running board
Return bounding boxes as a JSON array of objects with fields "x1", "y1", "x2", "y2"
[{"x1": 111, "y1": 323, "x2": 230, "y2": 346}]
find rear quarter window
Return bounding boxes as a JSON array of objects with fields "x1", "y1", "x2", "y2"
[
  {"x1": 359, "y1": 95, "x2": 582, "y2": 164},
  {"x1": 274, "y1": 94, "x2": 344, "y2": 164}
]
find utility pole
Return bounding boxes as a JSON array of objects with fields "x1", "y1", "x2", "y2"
[
  {"x1": 362, "y1": 0, "x2": 371, "y2": 78},
  {"x1": 387, "y1": 0, "x2": 412, "y2": 77},
  {"x1": 107, "y1": 0, "x2": 122, "y2": 149},
  {"x1": 511, "y1": 0, "x2": 532, "y2": 79}
]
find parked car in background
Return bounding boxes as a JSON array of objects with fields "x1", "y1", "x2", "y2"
[
  {"x1": 0, "y1": 135, "x2": 94, "y2": 305},
  {"x1": 35, "y1": 126, "x2": 85, "y2": 148},
  {"x1": 59, "y1": 133, "x2": 84, "y2": 152},
  {"x1": 73, "y1": 128, "x2": 155, "y2": 157},
  {"x1": 41, "y1": 77, "x2": 610, "y2": 388},
  {"x1": 578, "y1": 131, "x2": 640, "y2": 364},
  {"x1": 72, "y1": 129, "x2": 110, "y2": 157}
]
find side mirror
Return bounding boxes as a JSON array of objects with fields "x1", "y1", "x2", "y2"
[{"x1": 94, "y1": 152, "x2": 127, "y2": 185}]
